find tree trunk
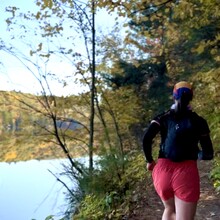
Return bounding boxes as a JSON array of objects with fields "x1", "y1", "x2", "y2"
[{"x1": 89, "y1": 0, "x2": 96, "y2": 173}]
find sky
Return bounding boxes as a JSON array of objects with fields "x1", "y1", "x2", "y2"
[
  {"x1": 0, "y1": 0, "x2": 126, "y2": 96},
  {"x1": 1, "y1": 1, "x2": 41, "y2": 92}
]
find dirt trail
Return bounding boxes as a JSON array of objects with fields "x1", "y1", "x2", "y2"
[{"x1": 126, "y1": 160, "x2": 220, "y2": 220}]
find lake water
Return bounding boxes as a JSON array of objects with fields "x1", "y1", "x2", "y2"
[{"x1": 0, "y1": 158, "x2": 80, "y2": 220}]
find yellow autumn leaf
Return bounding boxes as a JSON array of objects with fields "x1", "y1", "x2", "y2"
[
  {"x1": 5, "y1": 151, "x2": 17, "y2": 161},
  {"x1": 43, "y1": 0, "x2": 53, "y2": 8},
  {"x1": 196, "y1": 44, "x2": 205, "y2": 54},
  {"x1": 165, "y1": 8, "x2": 170, "y2": 13},
  {"x1": 140, "y1": 17, "x2": 149, "y2": 22},
  {"x1": 214, "y1": 56, "x2": 220, "y2": 62},
  {"x1": 210, "y1": 48, "x2": 218, "y2": 55},
  {"x1": 216, "y1": 33, "x2": 220, "y2": 41},
  {"x1": 36, "y1": 11, "x2": 41, "y2": 20}
]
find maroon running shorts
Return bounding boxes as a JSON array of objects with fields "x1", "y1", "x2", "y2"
[{"x1": 152, "y1": 158, "x2": 200, "y2": 202}]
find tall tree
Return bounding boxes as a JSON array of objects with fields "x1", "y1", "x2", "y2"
[{"x1": 4, "y1": 0, "x2": 100, "y2": 172}]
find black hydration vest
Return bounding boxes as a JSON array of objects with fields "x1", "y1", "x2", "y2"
[{"x1": 160, "y1": 111, "x2": 199, "y2": 162}]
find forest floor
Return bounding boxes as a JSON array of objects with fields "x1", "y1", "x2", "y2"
[{"x1": 125, "y1": 160, "x2": 220, "y2": 220}]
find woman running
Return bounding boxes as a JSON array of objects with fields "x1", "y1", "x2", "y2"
[{"x1": 142, "y1": 81, "x2": 214, "y2": 220}]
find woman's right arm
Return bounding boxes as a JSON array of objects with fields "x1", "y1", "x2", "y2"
[{"x1": 142, "y1": 121, "x2": 160, "y2": 163}]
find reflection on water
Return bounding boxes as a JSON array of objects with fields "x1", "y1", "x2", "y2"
[{"x1": 0, "y1": 159, "x2": 78, "y2": 220}]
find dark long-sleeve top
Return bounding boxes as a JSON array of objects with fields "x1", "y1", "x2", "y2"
[{"x1": 142, "y1": 109, "x2": 214, "y2": 163}]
